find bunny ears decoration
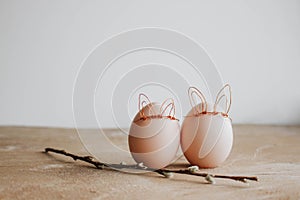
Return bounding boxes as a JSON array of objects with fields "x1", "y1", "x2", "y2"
[
  {"x1": 135, "y1": 93, "x2": 178, "y2": 122},
  {"x1": 188, "y1": 84, "x2": 232, "y2": 118}
]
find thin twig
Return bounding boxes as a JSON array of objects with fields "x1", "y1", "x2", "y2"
[{"x1": 44, "y1": 147, "x2": 258, "y2": 184}]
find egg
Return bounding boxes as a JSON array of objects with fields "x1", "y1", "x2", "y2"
[
  {"x1": 181, "y1": 103, "x2": 233, "y2": 168},
  {"x1": 128, "y1": 102, "x2": 180, "y2": 169}
]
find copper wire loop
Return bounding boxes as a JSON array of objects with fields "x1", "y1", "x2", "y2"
[
  {"x1": 188, "y1": 86, "x2": 207, "y2": 114},
  {"x1": 134, "y1": 93, "x2": 179, "y2": 122},
  {"x1": 214, "y1": 84, "x2": 232, "y2": 115},
  {"x1": 187, "y1": 84, "x2": 232, "y2": 120}
]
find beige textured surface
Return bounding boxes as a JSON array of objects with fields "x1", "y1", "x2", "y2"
[{"x1": 0, "y1": 125, "x2": 300, "y2": 199}]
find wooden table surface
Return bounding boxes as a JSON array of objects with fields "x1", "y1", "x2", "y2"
[{"x1": 0, "y1": 125, "x2": 300, "y2": 200}]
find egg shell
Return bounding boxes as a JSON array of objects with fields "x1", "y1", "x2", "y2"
[
  {"x1": 181, "y1": 103, "x2": 233, "y2": 168},
  {"x1": 129, "y1": 103, "x2": 180, "y2": 169}
]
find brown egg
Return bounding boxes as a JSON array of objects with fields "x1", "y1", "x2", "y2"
[
  {"x1": 128, "y1": 103, "x2": 180, "y2": 169},
  {"x1": 181, "y1": 103, "x2": 233, "y2": 168}
]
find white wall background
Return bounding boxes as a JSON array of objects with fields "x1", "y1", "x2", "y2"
[{"x1": 0, "y1": 0, "x2": 300, "y2": 128}]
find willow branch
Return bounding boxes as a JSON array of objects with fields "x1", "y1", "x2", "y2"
[{"x1": 44, "y1": 147, "x2": 258, "y2": 184}]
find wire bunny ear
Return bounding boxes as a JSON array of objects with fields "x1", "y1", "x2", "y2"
[
  {"x1": 213, "y1": 84, "x2": 232, "y2": 115},
  {"x1": 138, "y1": 93, "x2": 156, "y2": 119},
  {"x1": 188, "y1": 87, "x2": 207, "y2": 115},
  {"x1": 160, "y1": 98, "x2": 175, "y2": 118}
]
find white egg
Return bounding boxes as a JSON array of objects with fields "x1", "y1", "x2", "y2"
[
  {"x1": 181, "y1": 103, "x2": 233, "y2": 168},
  {"x1": 128, "y1": 103, "x2": 180, "y2": 169}
]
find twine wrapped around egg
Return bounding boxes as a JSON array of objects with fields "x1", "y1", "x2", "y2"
[
  {"x1": 128, "y1": 94, "x2": 180, "y2": 169},
  {"x1": 181, "y1": 84, "x2": 233, "y2": 168}
]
